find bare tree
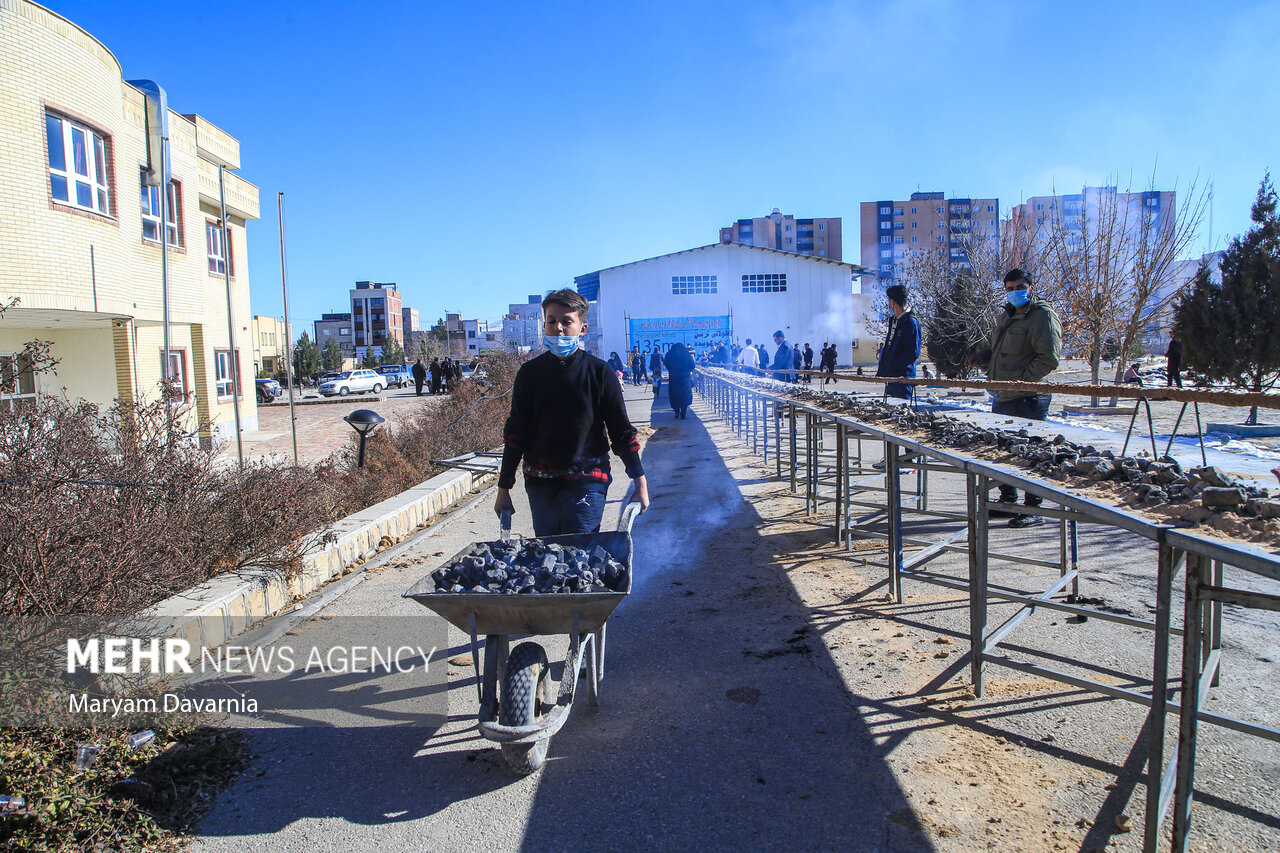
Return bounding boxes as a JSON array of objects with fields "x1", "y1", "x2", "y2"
[{"x1": 1025, "y1": 176, "x2": 1207, "y2": 405}]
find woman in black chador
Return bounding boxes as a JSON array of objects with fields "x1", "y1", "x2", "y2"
[{"x1": 664, "y1": 343, "x2": 696, "y2": 420}]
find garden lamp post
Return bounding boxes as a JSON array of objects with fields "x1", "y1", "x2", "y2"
[{"x1": 343, "y1": 409, "x2": 384, "y2": 468}]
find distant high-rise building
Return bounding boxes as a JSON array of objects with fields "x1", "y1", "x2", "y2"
[
  {"x1": 860, "y1": 192, "x2": 1000, "y2": 286},
  {"x1": 719, "y1": 209, "x2": 842, "y2": 261},
  {"x1": 349, "y1": 281, "x2": 403, "y2": 358},
  {"x1": 1006, "y1": 187, "x2": 1175, "y2": 259}
]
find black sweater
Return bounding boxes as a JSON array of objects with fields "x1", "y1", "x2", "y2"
[{"x1": 499, "y1": 349, "x2": 644, "y2": 489}]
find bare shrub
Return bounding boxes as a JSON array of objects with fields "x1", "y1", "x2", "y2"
[
  {"x1": 327, "y1": 351, "x2": 525, "y2": 516},
  {"x1": 0, "y1": 396, "x2": 340, "y2": 650}
]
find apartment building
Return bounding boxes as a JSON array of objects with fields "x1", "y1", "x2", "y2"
[
  {"x1": 1007, "y1": 187, "x2": 1175, "y2": 255},
  {"x1": 859, "y1": 192, "x2": 1000, "y2": 285},
  {"x1": 720, "y1": 209, "x2": 842, "y2": 261},
  {"x1": 314, "y1": 312, "x2": 353, "y2": 357},
  {"x1": 0, "y1": 0, "x2": 260, "y2": 442},
  {"x1": 349, "y1": 281, "x2": 403, "y2": 359}
]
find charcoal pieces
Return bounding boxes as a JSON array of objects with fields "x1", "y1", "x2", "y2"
[{"x1": 432, "y1": 539, "x2": 628, "y2": 594}]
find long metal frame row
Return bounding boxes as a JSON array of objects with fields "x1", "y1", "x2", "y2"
[{"x1": 693, "y1": 369, "x2": 1280, "y2": 853}]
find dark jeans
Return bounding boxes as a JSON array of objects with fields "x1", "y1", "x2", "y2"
[
  {"x1": 524, "y1": 477, "x2": 610, "y2": 537},
  {"x1": 992, "y1": 394, "x2": 1052, "y2": 507}
]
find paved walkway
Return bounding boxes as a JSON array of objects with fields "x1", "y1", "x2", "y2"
[{"x1": 233, "y1": 389, "x2": 442, "y2": 465}]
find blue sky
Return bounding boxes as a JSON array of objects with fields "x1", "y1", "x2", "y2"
[{"x1": 46, "y1": 0, "x2": 1280, "y2": 332}]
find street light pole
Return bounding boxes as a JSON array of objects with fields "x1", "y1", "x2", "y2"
[
  {"x1": 278, "y1": 192, "x2": 299, "y2": 466},
  {"x1": 218, "y1": 165, "x2": 244, "y2": 467}
]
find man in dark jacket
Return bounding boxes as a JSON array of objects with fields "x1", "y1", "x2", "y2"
[
  {"x1": 802, "y1": 343, "x2": 814, "y2": 384},
  {"x1": 412, "y1": 359, "x2": 427, "y2": 396},
  {"x1": 429, "y1": 358, "x2": 442, "y2": 395},
  {"x1": 876, "y1": 284, "x2": 922, "y2": 399},
  {"x1": 771, "y1": 331, "x2": 794, "y2": 382},
  {"x1": 1165, "y1": 332, "x2": 1183, "y2": 388},
  {"x1": 969, "y1": 268, "x2": 1062, "y2": 528}
]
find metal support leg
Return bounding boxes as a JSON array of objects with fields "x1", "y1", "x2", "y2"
[
  {"x1": 886, "y1": 441, "x2": 904, "y2": 603},
  {"x1": 967, "y1": 473, "x2": 989, "y2": 697},
  {"x1": 1172, "y1": 554, "x2": 1207, "y2": 851},
  {"x1": 1144, "y1": 544, "x2": 1179, "y2": 852}
]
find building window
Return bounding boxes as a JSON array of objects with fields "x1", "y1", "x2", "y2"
[
  {"x1": 880, "y1": 250, "x2": 892, "y2": 258},
  {"x1": 213, "y1": 349, "x2": 243, "y2": 399},
  {"x1": 161, "y1": 349, "x2": 187, "y2": 397},
  {"x1": 467, "y1": 330, "x2": 476, "y2": 338},
  {"x1": 1036, "y1": 203, "x2": 1045, "y2": 210},
  {"x1": 910, "y1": 207, "x2": 917, "y2": 214},
  {"x1": 880, "y1": 264, "x2": 893, "y2": 272},
  {"x1": 879, "y1": 206, "x2": 891, "y2": 214},
  {"x1": 741, "y1": 273, "x2": 787, "y2": 293},
  {"x1": 879, "y1": 236, "x2": 891, "y2": 244},
  {"x1": 894, "y1": 207, "x2": 903, "y2": 215},
  {"x1": 0, "y1": 353, "x2": 38, "y2": 411},
  {"x1": 818, "y1": 223, "x2": 824, "y2": 230},
  {"x1": 141, "y1": 174, "x2": 181, "y2": 246},
  {"x1": 206, "y1": 220, "x2": 233, "y2": 275},
  {"x1": 671, "y1": 275, "x2": 717, "y2": 295},
  {"x1": 879, "y1": 222, "x2": 891, "y2": 230},
  {"x1": 911, "y1": 236, "x2": 918, "y2": 243},
  {"x1": 893, "y1": 222, "x2": 903, "y2": 230},
  {"x1": 894, "y1": 236, "x2": 903, "y2": 243},
  {"x1": 46, "y1": 112, "x2": 111, "y2": 215},
  {"x1": 987, "y1": 205, "x2": 995, "y2": 212}
]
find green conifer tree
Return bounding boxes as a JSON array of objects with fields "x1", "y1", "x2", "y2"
[
  {"x1": 1174, "y1": 173, "x2": 1280, "y2": 424},
  {"x1": 321, "y1": 336, "x2": 343, "y2": 371}
]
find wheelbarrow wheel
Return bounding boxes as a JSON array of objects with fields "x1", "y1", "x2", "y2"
[{"x1": 499, "y1": 641, "x2": 549, "y2": 774}]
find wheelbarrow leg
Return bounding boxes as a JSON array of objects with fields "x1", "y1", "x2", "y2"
[{"x1": 479, "y1": 634, "x2": 509, "y2": 724}]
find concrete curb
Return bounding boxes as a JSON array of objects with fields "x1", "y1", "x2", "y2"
[{"x1": 125, "y1": 466, "x2": 496, "y2": 663}]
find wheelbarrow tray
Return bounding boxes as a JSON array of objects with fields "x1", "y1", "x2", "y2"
[{"x1": 403, "y1": 529, "x2": 632, "y2": 636}]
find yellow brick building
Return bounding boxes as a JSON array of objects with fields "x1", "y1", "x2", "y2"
[
  {"x1": 251, "y1": 315, "x2": 287, "y2": 377},
  {"x1": 0, "y1": 0, "x2": 261, "y2": 442}
]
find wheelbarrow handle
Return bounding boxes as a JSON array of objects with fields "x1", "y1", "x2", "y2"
[{"x1": 618, "y1": 501, "x2": 641, "y2": 534}]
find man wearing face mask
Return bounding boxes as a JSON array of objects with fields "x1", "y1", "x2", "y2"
[
  {"x1": 495, "y1": 289, "x2": 650, "y2": 536},
  {"x1": 968, "y1": 268, "x2": 1062, "y2": 528}
]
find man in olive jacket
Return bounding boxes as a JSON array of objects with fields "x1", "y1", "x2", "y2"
[{"x1": 970, "y1": 268, "x2": 1061, "y2": 528}]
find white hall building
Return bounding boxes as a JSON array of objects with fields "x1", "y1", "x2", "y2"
[{"x1": 574, "y1": 243, "x2": 876, "y2": 364}]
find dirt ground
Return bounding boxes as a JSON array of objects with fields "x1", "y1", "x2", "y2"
[{"x1": 694, "y1": 395, "x2": 1280, "y2": 852}]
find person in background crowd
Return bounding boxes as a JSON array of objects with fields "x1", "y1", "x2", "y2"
[
  {"x1": 1166, "y1": 331, "x2": 1184, "y2": 388},
  {"x1": 802, "y1": 343, "x2": 814, "y2": 384},
  {"x1": 967, "y1": 268, "x2": 1062, "y2": 529},
  {"x1": 821, "y1": 343, "x2": 838, "y2": 386},
  {"x1": 771, "y1": 330, "x2": 794, "y2": 383},
  {"x1": 665, "y1": 342, "x2": 696, "y2": 420},
  {"x1": 922, "y1": 364, "x2": 933, "y2": 380},
  {"x1": 791, "y1": 341, "x2": 803, "y2": 383},
  {"x1": 429, "y1": 357, "x2": 442, "y2": 395},
  {"x1": 608, "y1": 351, "x2": 625, "y2": 375},
  {"x1": 649, "y1": 346, "x2": 664, "y2": 397},
  {"x1": 629, "y1": 348, "x2": 643, "y2": 385},
  {"x1": 412, "y1": 359, "x2": 426, "y2": 396},
  {"x1": 875, "y1": 283, "x2": 922, "y2": 399},
  {"x1": 757, "y1": 343, "x2": 770, "y2": 375},
  {"x1": 1123, "y1": 363, "x2": 1145, "y2": 386}
]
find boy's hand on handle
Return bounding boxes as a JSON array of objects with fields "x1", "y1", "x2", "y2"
[
  {"x1": 632, "y1": 475, "x2": 650, "y2": 513},
  {"x1": 494, "y1": 488, "x2": 515, "y2": 517}
]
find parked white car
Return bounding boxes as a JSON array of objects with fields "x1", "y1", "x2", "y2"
[{"x1": 318, "y1": 369, "x2": 385, "y2": 397}]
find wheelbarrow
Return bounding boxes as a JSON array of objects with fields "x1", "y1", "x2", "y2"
[{"x1": 403, "y1": 502, "x2": 639, "y2": 774}]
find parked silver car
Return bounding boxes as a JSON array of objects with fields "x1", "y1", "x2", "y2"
[{"x1": 318, "y1": 369, "x2": 385, "y2": 397}]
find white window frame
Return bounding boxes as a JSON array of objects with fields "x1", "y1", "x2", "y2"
[
  {"x1": 46, "y1": 112, "x2": 110, "y2": 215},
  {"x1": 206, "y1": 220, "x2": 229, "y2": 274},
  {"x1": 161, "y1": 349, "x2": 187, "y2": 397},
  {"x1": 214, "y1": 349, "x2": 243, "y2": 399},
  {"x1": 0, "y1": 352, "x2": 38, "y2": 410},
  {"x1": 141, "y1": 174, "x2": 180, "y2": 246}
]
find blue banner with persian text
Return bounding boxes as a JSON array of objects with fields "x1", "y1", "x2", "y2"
[{"x1": 628, "y1": 315, "x2": 731, "y2": 355}]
